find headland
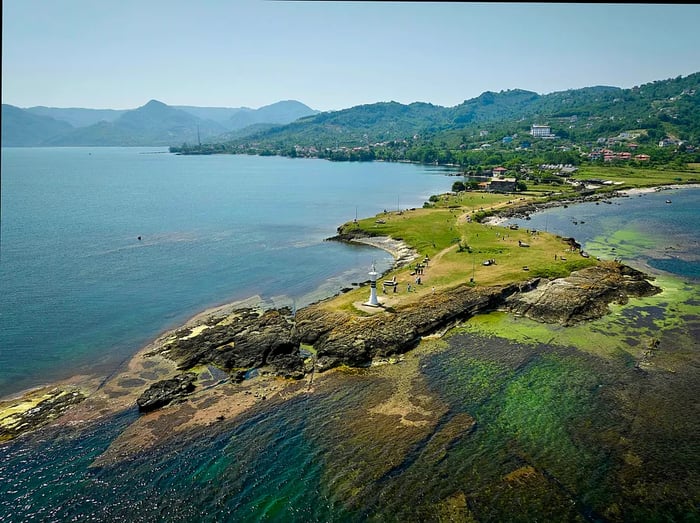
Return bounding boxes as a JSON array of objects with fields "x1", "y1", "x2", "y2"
[{"x1": 4, "y1": 181, "x2": 694, "y2": 447}]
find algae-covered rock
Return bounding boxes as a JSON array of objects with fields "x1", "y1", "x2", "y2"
[
  {"x1": 155, "y1": 307, "x2": 303, "y2": 379},
  {"x1": 505, "y1": 262, "x2": 661, "y2": 325},
  {"x1": 0, "y1": 387, "x2": 86, "y2": 442}
]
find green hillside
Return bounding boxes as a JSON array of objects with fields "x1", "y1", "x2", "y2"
[{"x1": 188, "y1": 72, "x2": 700, "y2": 167}]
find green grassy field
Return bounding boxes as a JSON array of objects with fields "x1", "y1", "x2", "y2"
[
  {"x1": 325, "y1": 165, "x2": 698, "y2": 313},
  {"x1": 572, "y1": 164, "x2": 700, "y2": 187},
  {"x1": 329, "y1": 191, "x2": 597, "y2": 312}
]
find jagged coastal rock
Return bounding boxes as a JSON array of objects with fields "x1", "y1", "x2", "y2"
[
  {"x1": 0, "y1": 387, "x2": 86, "y2": 442},
  {"x1": 143, "y1": 261, "x2": 660, "y2": 398},
  {"x1": 151, "y1": 308, "x2": 304, "y2": 379},
  {"x1": 294, "y1": 282, "x2": 524, "y2": 370}
]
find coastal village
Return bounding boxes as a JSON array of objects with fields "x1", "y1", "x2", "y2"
[{"x1": 284, "y1": 119, "x2": 697, "y2": 199}]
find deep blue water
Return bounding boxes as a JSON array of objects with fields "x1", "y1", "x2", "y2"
[{"x1": 0, "y1": 148, "x2": 455, "y2": 397}]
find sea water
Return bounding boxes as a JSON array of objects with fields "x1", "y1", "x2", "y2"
[
  {"x1": 0, "y1": 148, "x2": 455, "y2": 397},
  {"x1": 1, "y1": 154, "x2": 698, "y2": 521},
  {"x1": 507, "y1": 186, "x2": 700, "y2": 280}
]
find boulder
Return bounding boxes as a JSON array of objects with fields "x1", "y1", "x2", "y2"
[{"x1": 136, "y1": 372, "x2": 197, "y2": 413}]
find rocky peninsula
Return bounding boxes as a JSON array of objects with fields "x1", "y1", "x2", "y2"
[
  {"x1": 5, "y1": 182, "x2": 690, "y2": 445},
  {"x1": 1, "y1": 227, "x2": 660, "y2": 445}
]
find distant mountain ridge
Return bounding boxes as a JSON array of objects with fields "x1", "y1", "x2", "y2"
[
  {"x1": 4, "y1": 73, "x2": 699, "y2": 150},
  {"x1": 214, "y1": 73, "x2": 700, "y2": 157},
  {"x1": 1, "y1": 100, "x2": 318, "y2": 146}
]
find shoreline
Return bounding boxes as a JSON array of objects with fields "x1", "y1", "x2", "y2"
[
  {"x1": 2, "y1": 182, "x2": 697, "y2": 443},
  {"x1": 328, "y1": 233, "x2": 420, "y2": 270},
  {"x1": 482, "y1": 182, "x2": 700, "y2": 226}
]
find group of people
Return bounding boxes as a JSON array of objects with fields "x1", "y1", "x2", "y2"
[{"x1": 382, "y1": 254, "x2": 431, "y2": 294}]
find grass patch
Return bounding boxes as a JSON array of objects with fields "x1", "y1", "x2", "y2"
[{"x1": 573, "y1": 165, "x2": 700, "y2": 188}]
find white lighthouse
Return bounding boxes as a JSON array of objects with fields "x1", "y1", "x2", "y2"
[{"x1": 365, "y1": 262, "x2": 380, "y2": 307}]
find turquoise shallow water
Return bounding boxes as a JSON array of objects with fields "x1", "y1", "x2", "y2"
[{"x1": 0, "y1": 148, "x2": 454, "y2": 397}]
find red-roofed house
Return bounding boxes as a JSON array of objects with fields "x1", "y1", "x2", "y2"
[
  {"x1": 634, "y1": 154, "x2": 651, "y2": 162},
  {"x1": 492, "y1": 166, "x2": 508, "y2": 177}
]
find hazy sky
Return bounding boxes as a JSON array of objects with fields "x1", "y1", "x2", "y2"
[{"x1": 3, "y1": 1, "x2": 700, "y2": 112}]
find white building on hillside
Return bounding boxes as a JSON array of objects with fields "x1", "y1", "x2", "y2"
[{"x1": 531, "y1": 124, "x2": 552, "y2": 138}]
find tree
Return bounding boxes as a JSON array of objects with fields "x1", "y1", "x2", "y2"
[{"x1": 452, "y1": 181, "x2": 466, "y2": 192}]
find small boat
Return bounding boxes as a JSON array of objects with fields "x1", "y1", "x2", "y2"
[
  {"x1": 580, "y1": 251, "x2": 590, "y2": 258},
  {"x1": 666, "y1": 200, "x2": 672, "y2": 204}
]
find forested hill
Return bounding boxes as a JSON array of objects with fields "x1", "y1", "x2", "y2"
[{"x1": 196, "y1": 73, "x2": 700, "y2": 161}]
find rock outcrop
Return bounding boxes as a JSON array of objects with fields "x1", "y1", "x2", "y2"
[
  {"x1": 136, "y1": 372, "x2": 197, "y2": 412},
  {"x1": 0, "y1": 387, "x2": 86, "y2": 442},
  {"x1": 294, "y1": 282, "x2": 526, "y2": 370},
  {"x1": 157, "y1": 307, "x2": 303, "y2": 379},
  {"x1": 504, "y1": 262, "x2": 661, "y2": 325},
  {"x1": 143, "y1": 262, "x2": 660, "y2": 406}
]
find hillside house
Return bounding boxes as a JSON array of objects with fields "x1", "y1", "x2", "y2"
[
  {"x1": 634, "y1": 154, "x2": 651, "y2": 162},
  {"x1": 659, "y1": 138, "x2": 680, "y2": 148},
  {"x1": 492, "y1": 166, "x2": 508, "y2": 177}
]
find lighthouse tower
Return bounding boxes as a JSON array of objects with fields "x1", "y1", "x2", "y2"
[{"x1": 365, "y1": 262, "x2": 380, "y2": 307}]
